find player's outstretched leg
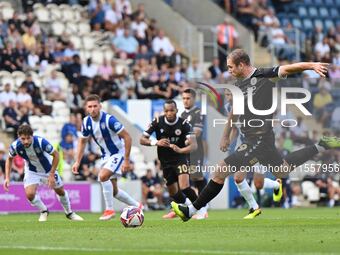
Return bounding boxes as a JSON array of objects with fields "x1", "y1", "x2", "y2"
[
  {"x1": 172, "y1": 161, "x2": 228, "y2": 222},
  {"x1": 25, "y1": 184, "x2": 49, "y2": 222},
  {"x1": 55, "y1": 188, "x2": 84, "y2": 221},
  {"x1": 111, "y1": 179, "x2": 143, "y2": 209}
]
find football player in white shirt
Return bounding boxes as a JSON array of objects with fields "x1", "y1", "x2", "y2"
[
  {"x1": 72, "y1": 94, "x2": 142, "y2": 221},
  {"x1": 3, "y1": 124, "x2": 83, "y2": 222}
]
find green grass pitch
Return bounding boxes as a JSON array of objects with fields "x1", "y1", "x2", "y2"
[{"x1": 1, "y1": 208, "x2": 340, "y2": 255}]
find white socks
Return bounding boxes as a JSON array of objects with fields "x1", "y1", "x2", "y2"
[
  {"x1": 263, "y1": 178, "x2": 280, "y2": 190},
  {"x1": 101, "y1": 180, "x2": 114, "y2": 210},
  {"x1": 184, "y1": 198, "x2": 192, "y2": 206},
  {"x1": 57, "y1": 190, "x2": 72, "y2": 214},
  {"x1": 188, "y1": 204, "x2": 197, "y2": 217},
  {"x1": 114, "y1": 188, "x2": 139, "y2": 207},
  {"x1": 30, "y1": 195, "x2": 47, "y2": 212},
  {"x1": 236, "y1": 179, "x2": 259, "y2": 210}
]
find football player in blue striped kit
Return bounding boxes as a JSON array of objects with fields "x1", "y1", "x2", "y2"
[
  {"x1": 3, "y1": 124, "x2": 83, "y2": 222},
  {"x1": 72, "y1": 94, "x2": 142, "y2": 221}
]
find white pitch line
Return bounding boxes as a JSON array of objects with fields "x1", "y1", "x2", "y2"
[{"x1": 0, "y1": 245, "x2": 338, "y2": 255}]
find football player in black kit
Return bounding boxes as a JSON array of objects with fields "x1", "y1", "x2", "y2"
[
  {"x1": 140, "y1": 99, "x2": 199, "y2": 217},
  {"x1": 171, "y1": 49, "x2": 340, "y2": 221},
  {"x1": 180, "y1": 88, "x2": 209, "y2": 219}
]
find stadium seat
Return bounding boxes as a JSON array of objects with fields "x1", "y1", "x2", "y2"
[
  {"x1": 314, "y1": 20, "x2": 324, "y2": 30},
  {"x1": 14, "y1": 76, "x2": 25, "y2": 88},
  {"x1": 78, "y1": 22, "x2": 91, "y2": 35},
  {"x1": 82, "y1": 36, "x2": 96, "y2": 50},
  {"x1": 298, "y1": 6, "x2": 308, "y2": 17},
  {"x1": 91, "y1": 49, "x2": 104, "y2": 65},
  {"x1": 302, "y1": 18, "x2": 313, "y2": 31},
  {"x1": 313, "y1": 0, "x2": 323, "y2": 6},
  {"x1": 308, "y1": 7, "x2": 318, "y2": 18},
  {"x1": 319, "y1": 7, "x2": 329, "y2": 18},
  {"x1": 291, "y1": 18, "x2": 302, "y2": 29},
  {"x1": 0, "y1": 2, "x2": 11, "y2": 8},
  {"x1": 329, "y1": 8, "x2": 339, "y2": 18},
  {"x1": 29, "y1": 116, "x2": 42, "y2": 128},
  {"x1": 50, "y1": 8, "x2": 62, "y2": 21},
  {"x1": 41, "y1": 115, "x2": 54, "y2": 126},
  {"x1": 0, "y1": 70, "x2": 11, "y2": 77},
  {"x1": 62, "y1": 8, "x2": 75, "y2": 22},
  {"x1": 34, "y1": 7, "x2": 49, "y2": 23},
  {"x1": 51, "y1": 21, "x2": 65, "y2": 36},
  {"x1": 65, "y1": 22, "x2": 78, "y2": 35},
  {"x1": 324, "y1": 20, "x2": 335, "y2": 30},
  {"x1": 104, "y1": 49, "x2": 114, "y2": 62},
  {"x1": 79, "y1": 49, "x2": 92, "y2": 62},
  {"x1": 12, "y1": 71, "x2": 25, "y2": 78},
  {"x1": 1, "y1": 6, "x2": 14, "y2": 20},
  {"x1": 0, "y1": 76, "x2": 14, "y2": 87},
  {"x1": 33, "y1": 3, "x2": 44, "y2": 10},
  {"x1": 324, "y1": 0, "x2": 334, "y2": 6}
]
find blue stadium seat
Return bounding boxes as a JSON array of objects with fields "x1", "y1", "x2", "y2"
[
  {"x1": 313, "y1": 0, "x2": 323, "y2": 6},
  {"x1": 280, "y1": 17, "x2": 290, "y2": 27},
  {"x1": 304, "y1": 0, "x2": 314, "y2": 5},
  {"x1": 314, "y1": 19, "x2": 324, "y2": 30},
  {"x1": 303, "y1": 18, "x2": 314, "y2": 31},
  {"x1": 292, "y1": 18, "x2": 302, "y2": 29},
  {"x1": 324, "y1": 0, "x2": 334, "y2": 6},
  {"x1": 324, "y1": 20, "x2": 335, "y2": 30},
  {"x1": 298, "y1": 6, "x2": 308, "y2": 17},
  {"x1": 319, "y1": 7, "x2": 329, "y2": 18},
  {"x1": 329, "y1": 8, "x2": 339, "y2": 18},
  {"x1": 308, "y1": 7, "x2": 318, "y2": 18}
]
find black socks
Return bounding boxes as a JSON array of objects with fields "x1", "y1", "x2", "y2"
[{"x1": 193, "y1": 180, "x2": 224, "y2": 210}]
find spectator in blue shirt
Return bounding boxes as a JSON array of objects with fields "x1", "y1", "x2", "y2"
[{"x1": 112, "y1": 29, "x2": 139, "y2": 59}]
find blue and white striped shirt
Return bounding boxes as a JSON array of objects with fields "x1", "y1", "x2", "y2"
[
  {"x1": 81, "y1": 111, "x2": 125, "y2": 158},
  {"x1": 9, "y1": 136, "x2": 55, "y2": 174}
]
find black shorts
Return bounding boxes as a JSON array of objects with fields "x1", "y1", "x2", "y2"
[
  {"x1": 224, "y1": 131, "x2": 283, "y2": 170},
  {"x1": 162, "y1": 162, "x2": 190, "y2": 186}
]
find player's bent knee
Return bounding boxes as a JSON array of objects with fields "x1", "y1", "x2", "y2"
[{"x1": 26, "y1": 193, "x2": 36, "y2": 201}]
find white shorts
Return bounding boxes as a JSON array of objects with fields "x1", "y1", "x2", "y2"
[
  {"x1": 24, "y1": 171, "x2": 63, "y2": 189},
  {"x1": 99, "y1": 153, "x2": 124, "y2": 178}
]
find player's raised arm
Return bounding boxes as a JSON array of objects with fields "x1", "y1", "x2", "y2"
[
  {"x1": 72, "y1": 137, "x2": 88, "y2": 174},
  {"x1": 279, "y1": 62, "x2": 329, "y2": 78},
  {"x1": 4, "y1": 156, "x2": 14, "y2": 192},
  {"x1": 118, "y1": 129, "x2": 132, "y2": 173}
]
